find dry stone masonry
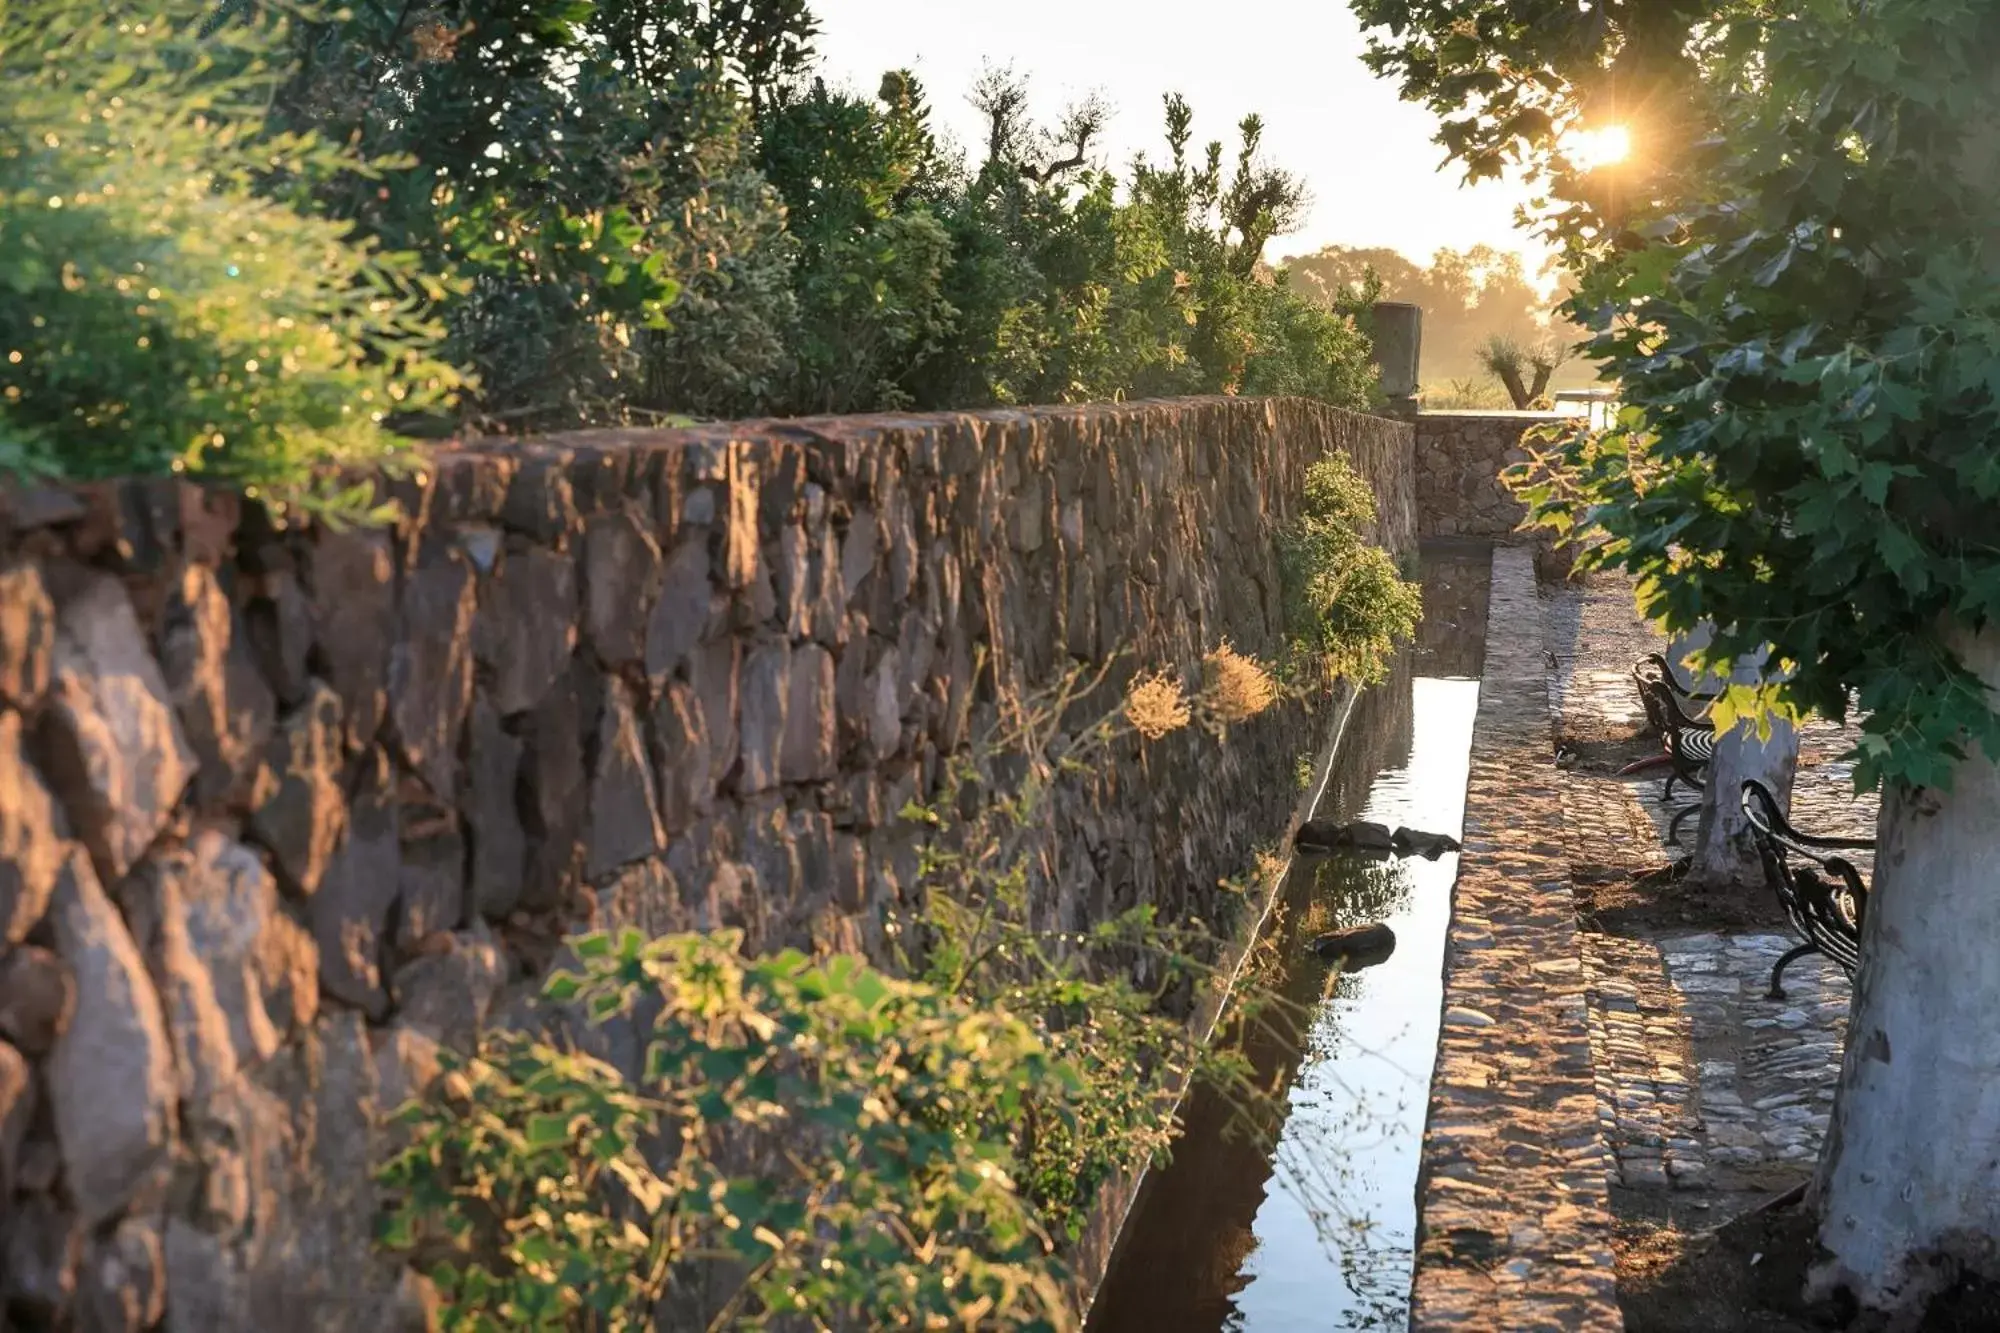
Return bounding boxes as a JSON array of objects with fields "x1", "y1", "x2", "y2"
[
  {"x1": 0, "y1": 397, "x2": 1414, "y2": 1329},
  {"x1": 1415, "y1": 411, "x2": 1566, "y2": 541}
]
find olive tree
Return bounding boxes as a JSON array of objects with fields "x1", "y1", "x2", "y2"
[{"x1": 1356, "y1": 0, "x2": 2000, "y2": 1316}]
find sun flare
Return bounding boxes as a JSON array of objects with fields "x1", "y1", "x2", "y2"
[{"x1": 1566, "y1": 124, "x2": 1634, "y2": 171}]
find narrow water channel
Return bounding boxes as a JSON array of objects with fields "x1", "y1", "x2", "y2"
[{"x1": 1089, "y1": 543, "x2": 1491, "y2": 1333}]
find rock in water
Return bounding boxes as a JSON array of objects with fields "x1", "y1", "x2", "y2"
[
  {"x1": 1294, "y1": 820, "x2": 1396, "y2": 857},
  {"x1": 1390, "y1": 827, "x2": 1462, "y2": 860},
  {"x1": 1310, "y1": 922, "x2": 1397, "y2": 971}
]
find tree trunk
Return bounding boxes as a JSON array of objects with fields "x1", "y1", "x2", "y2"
[
  {"x1": 1688, "y1": 646, "x2": 1799, "y2": 889},
  {"x1": 1527, "y1": 362, "x2": 1556, "y2": 407},
  {"x1": 1811, "y1": 621, "x2": 2000, "y2": 1316}
]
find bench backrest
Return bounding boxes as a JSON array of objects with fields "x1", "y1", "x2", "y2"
[
  {"x1": 1633, "y1": 656, "x2": 1712, "y2": 733},
  {"x1": 1740, "y1": 780, "x2": 1872, "y2": 975}
]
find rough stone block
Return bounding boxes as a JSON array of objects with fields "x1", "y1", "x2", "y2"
[
  {"x1": 0, "y1": 711, "x2": 66, "y2": 945},
  {"x1": 501, "y1": 450, "x2": 580, "y2": 545},
  {"x1": 159, "y1": 1011, "x2": 433, "y2": 1332},
  {"x1": 810, "y1": 524, "x2": 846, "y2": 648},
  {"x1": 371, "y1": 1023, "x2": 443, "y2": 1124},
  {"x1": 581, "y1": 510, "x2": 663, "y2": 666},
  {"x1": 0, "y1": 944, "x2": 74, "y2": 1056},
  {"x1": 46, "y1": 847, "x2": 178, "y2": 1227},
  {"x1": 175, "y1": 830, "x2": 316, "y2": 1065},
  {"x1": 687, "y1": 638, "x2": 739, "y2": 789},
  {"x1": 653, "y1": 682, "x2": 712, "y2": 838},
  {"x1": 864, "y1": 649, "x2": 902, "y2": 763},
  {"x1": 39, "y1": 572, "x2": 198, "y2": 886},
  {"x1": 0, "y1": 558, "x2": 55, "y2": 710},
  {"x1": 159, "y1": 563, "x2": 276, "y2": 809},
  {"x1": 76, "y1": 1214, "x2": 166, "y2": 1333},
  {"x1": 388, "y1": 543, "x2": 476, "y2": 802},
  {"x1": 242, "y1": 566, "x2": 314, "y2": 708},
  {"x1": 396, "y1": 796, "x2": 466, "y2": 949},
  {"x1": 390, "y1": 922, "x2": 504, "y2": 1055},
  {"x1": 840, "y1": 507, "x2": 877, "y2": 608},
  {"x1": 309, "y1": 751, "x2": 401, "y2": 1019},
  {"x1": 3, "y1": 1190, "x2": 78, "y2": 1321},
  {"x1": 585, "y1": 679, "x2": 665, "y2": 882},
  {"x1": 737, "y1": 643, "x2": 789, "y2": 795},
  {"x1": 774, "y1": 524, "x2": 812, "y2": 638},
  {"x1": 124, "y1": 854, "x2": 241, "y2": 1103},
  {"x1": 645, "y1": 533, "x2": 713, "y2": 684},
  {"x1": 464, "y1": 698, "x2": 527, "y2": 921},
  {"x1": 781, "y1": 645, "x2": 836, "y2": 784},
  {"x1": 474, "y1": 545, "x2": 577, "y2": 715},
  {"x1": 247, "y1": 683, "x2": 347, "y2": 898},
  {"x1": 307, "y1": 527, "x2": 397, "y2": 751},
  {"x1": 0, "y1": 1037, "x2": 31, "y2": 1191},
  {"x1": 519, "y1": 666, "x2": 588, "y2": 911},
  {"x1": 594, "y1": 856, "x2": 686, "y2": 940}
]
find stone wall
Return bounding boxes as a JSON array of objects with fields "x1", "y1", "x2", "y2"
[
  {"x1": 0, "y1": 396, "x2": 1413, "y2": 1329},
  {"x1": 1415, "y1": 410, "x2": 1565, "y2": 540}
]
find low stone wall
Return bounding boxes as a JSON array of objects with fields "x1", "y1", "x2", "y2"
[
  {"x1": 0, "y1": 396, "x2": 1413, "y2": 1328},
  {"x1": 1415, "y1": 411, "x2": 1565, "y2": 540}
]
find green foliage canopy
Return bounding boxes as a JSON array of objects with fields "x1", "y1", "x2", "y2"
[
  {"x1": 1360, "y1": 0, "x2": 2000, "y2": 790},
  {"x1": 2, "y1": 2, "x2": 1382, "y2": 490},
  {"x1": 0, "y1": 0, "x2": 461, "y2": 513},
  {"x1": 269, "y1": 0, "x2": 802, "y2": 425}
]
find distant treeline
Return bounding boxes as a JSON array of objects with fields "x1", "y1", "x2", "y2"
[{"x1": 1280, "y1": 244, "x2": 1591, "y2": 408}]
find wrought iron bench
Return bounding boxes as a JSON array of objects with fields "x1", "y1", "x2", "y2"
[
  {"x1": 1741, "y1": 780, "x2": 1873, "y2": 999},
  {"x1": 1631, "y1": 657, "x2": 1719, "y2": 845},
  {"x1": 1633, "y1": 653, "x2": 1723, "y2": 737}
]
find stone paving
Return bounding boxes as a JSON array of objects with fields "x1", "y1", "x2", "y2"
[
  {"x1": 1411, "y1": 556, "x2": 1885, "y2": 1330},
  {"x1": 1544, "y1": 573, "x2": 1876, "y2": 1212},
  {"x1": 1409, "y1": 546, "x2": 1622, "y2": 1333}
]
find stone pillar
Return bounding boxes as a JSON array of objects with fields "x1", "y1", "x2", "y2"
[{"x1": 1371, "y1": 302, "x2": 1423, "y2": 416}]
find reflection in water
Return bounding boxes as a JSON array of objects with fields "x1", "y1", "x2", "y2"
[
  {"x1": 1413, "y1": 540, "x2": 1492, "y2": 680},
  {"x1": 1091, "y1": 638, "x2": 1485, "y2": 1330},
  {"x1": 1226, "y1": 677, "x2": 1478, "y2": 1331}
]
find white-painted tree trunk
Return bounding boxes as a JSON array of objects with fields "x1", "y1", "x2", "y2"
[
  {"x1": 1664, "y1": 628, "x2": 1800, "y2": 886},
  {"x1": 1690, "y1": 648, "x2": 1799, "y2": 888},
  {"x1": 1811, "y1": 622, "x2": 2000, "y2": 1315}
]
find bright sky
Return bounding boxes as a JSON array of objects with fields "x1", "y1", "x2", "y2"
[{"x1": 809, "y1": 0, "x2": 1550, "y2": 274}]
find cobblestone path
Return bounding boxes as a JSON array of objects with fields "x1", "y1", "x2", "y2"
[
  {"x1": 1412, "y1": 556, "x2": 1881, "y2": 1332},
  {"x1": 1544, "y1": 573, "x2": 1876, "y2": 1216}
]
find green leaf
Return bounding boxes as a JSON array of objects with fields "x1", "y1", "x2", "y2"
[{"x1": 525, "y1": 1114, "x2": 572, "y2": 1148}]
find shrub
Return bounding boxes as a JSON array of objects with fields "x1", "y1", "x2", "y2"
[
  {"x1": 377, "y1": 647, "x2": 1303, "y2": 1327},
  {"x1": 1278, "y1": 453, "x2": 1424, "y2": 683},
  {"x1": 378, "y1": 930, "x2": 1074, "y2": 1331},
  {"x1": 0, "y1": 1, "x2": 461, "y2": 515},
  {"x1": 754, "y1": 73, "x2": 959, "y2": 414}
]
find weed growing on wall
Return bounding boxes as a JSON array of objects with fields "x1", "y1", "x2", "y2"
[
  {"x1": 894, "y1": 651, "x2": 1299, "y2": 1244},
  {"x1": 1277, "y1": 453, "x2": 1424, "y2": 684},
  {"x1": 375, "y1": 647, "x2": 1305, "y2": 1328}
]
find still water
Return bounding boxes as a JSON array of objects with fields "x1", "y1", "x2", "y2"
[{"x1": 1090, "y1": 544, "x2": 1489, "y2": 1332}]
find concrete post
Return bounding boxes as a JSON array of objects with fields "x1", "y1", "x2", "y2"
[{"x1": 1371, "y1": 301, "x2": 1423, "y2": 416}]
